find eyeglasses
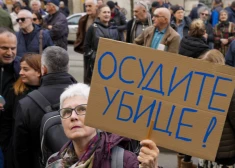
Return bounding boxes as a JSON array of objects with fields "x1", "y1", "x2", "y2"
[
  {"x1": 16, "y1": 17, "x2": 31, "y2": 23},
  {"x1": 59, "y1": 104, "x2": 87, "y2": 119},
  {"x1": 0, "y1": 46, "x2": 16, "y2": 51},
  {"x1": 32, "y1": 18, "x2": 38, "y2": 21},
  {"x1": 153, "y1": 14, "x2": 165, "y2": 18},
  {"x1": 200, "y1": 13, "x2": 209, "y2": 16}
]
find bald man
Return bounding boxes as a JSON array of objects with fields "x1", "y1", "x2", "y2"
[
  {"x1": 134, "y1": 8, "x2": 180, "y2": 53},
  {"x1": 74, "y1": 0, "x2": 98, "y2": 84},
  {"x1": 126, "y1": 1, "x2": 152, "y2": 43},
  {"x1": 16, "y1": 10, "x2": 53, "y2": 57}
]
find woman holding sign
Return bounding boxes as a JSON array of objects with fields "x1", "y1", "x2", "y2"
[
  {"x1": 45, "y1": 83, "x2": 161, "y2": 168},
  {"x1": 84, "y1": 4, "x2": 123, "y2": 84}
]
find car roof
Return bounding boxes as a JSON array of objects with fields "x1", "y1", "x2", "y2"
[{"x1": 67, "y1": 13, "x2": 86, "y2": 19}]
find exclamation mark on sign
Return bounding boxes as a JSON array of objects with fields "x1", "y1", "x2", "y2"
[{"x1": 202, "y1": 117, "x2": 217, "y2": 148}]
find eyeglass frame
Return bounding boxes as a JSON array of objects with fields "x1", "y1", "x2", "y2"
[
  {"x1": 200, "y1": 12, "x2": 209, "y2": 16},
  {"x1": 59, "y1": 104, "x2": 88, "y2": 119},
  {"x1": 32, "y1": 18, "x2": 38, "y2": 21},
  {"x1": 16, "y1": 17, "x2": 32, "y2": 23}
]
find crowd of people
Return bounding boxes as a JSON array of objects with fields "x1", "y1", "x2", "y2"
[{"x1": 0, "y1": 0, "x2": 235, "y2": 168}]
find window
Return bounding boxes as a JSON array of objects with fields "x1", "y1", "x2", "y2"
[{"x1": 68, "y1": 15, "x2": 82, "y2": 25}]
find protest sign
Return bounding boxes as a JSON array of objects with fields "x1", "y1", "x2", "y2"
[{"x1": 85, "y1": 38, "x2": 235, "y2": 161}]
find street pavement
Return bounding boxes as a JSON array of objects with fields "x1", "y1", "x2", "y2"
[{"x1": 67, "y1": 44, "x2": 199, "y2": 168}]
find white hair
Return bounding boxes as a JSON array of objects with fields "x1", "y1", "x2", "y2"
[
  {"x1": 85, "y1": 0, "x2": 97, "y2": 4},
  {"x1": 60, "y1": 83, "x2": 90, "y2": 108},
  {"x1": 30, "y1": 0, "x2": 41, "y2": 8},
  {"x1": 18, "y1": 9, "x2": 33, "y2": 18}
]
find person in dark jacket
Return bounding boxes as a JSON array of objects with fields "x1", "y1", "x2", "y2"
[
  {"x1": 106, "y1": 1, "x2": 127, "y2": 38},
  {"x1": 59, "y1": 1, "x2": 70, "y2": 17},
  {"x1": 225, "y1": 40, "x2": 235, "y2": 67},
  {"x1": 45, "y1": 83, "x2": 161, "y2": 168},
  {"x1": 1, "y1": 53, "x2": 41, "y2": 168},
  {"x1": 198, "y1": 6, "x2": 214, "y2": 49},
  {"x1": 44, "y1": 0, "x2": 68, "y2": 50},
  {"x1": 16, "y1": 10, "x2": 53, "y2": 57},
  {"x1": 84, "y1": 4, "x2": 123, "y2": 84},
  {"x1": 171, "y1": 5, "x2": 191, "y2": 39},
  {"x1": 74, "y1": 0, "x2": 97, "y2": 84},
  {"x1": 225, "y1": 1, "x2": 235, "y2": 23},
  {"x1": 13, "y1": 46, "x2": 77, "y2": 168},
  {"x1": 179, "y1": 19, "x2": 209, "y2": 58},
  {"x1": 126, "y1": 1, "x2": 152, "y2": 43},
  {"x1": 30, "y1": 0, "x2": 47, "y2": 17},
  {"x1": 150, "y1": 1, "x2": 161, "y2": 17}
]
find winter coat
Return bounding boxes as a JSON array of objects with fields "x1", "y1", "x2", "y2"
[
  {"x1": 10, "y1": 12, "x2": 19, "y2": 32},
  {"x1": 225, "y1": 7, "x2": 235, "y2": 23},
  {"x1": 205, "y1": 22, "x2": 214, "y2": 48},
  {"x1": 214, "y1": 90, "x2": 235, "y2": 164},
  {"x1": 16, "y1": 24, "x2": 54, "y2": 57},
  {"x1": 0, "y1": 8, "x2": 13, "y2": 31},
  {"x1": 214, "y1": 21, "x2": 235, "y2": 56},
  {"x1": 171, "y1": 16, "x2": 191, "y2": 39},
  {"x1": 13, "y1": 72, "x2": 77, "y2": 168},
  {"x1": 179, "y1": 36, "x2": 209, "y2": 58},
  {"x1": 225, "y1": 40, "x2": 235, "y2": 67},
  {"x1": 44, "y1": 11, "x2": 69, "y2": 50},
  {"x1": 59, "y1": 7, "x2": 70, "y2": 17},
  {"x1": 110, "y1": 8, "x2": 127, "y2": 32},
  {"x1": 134, "y1": 25, "x2": 180, "y2": 54},
  {"x1": 74, "y1": 14, "x2": 89, "y2": 54},
  {"x1": 0, "y1": 85, "x2": 39, "y2": 168},
  {"x1": 83, "y1": 18, "x2": 122, "y2": 84}
]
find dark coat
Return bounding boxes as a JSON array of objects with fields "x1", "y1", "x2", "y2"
[
  {"x1": 215, "y1": 91, "x2": 235, "y2": 164},
  {"x1": 188, "y1": 3, "x2": 205, "y2": 21},
  {"x1": 16, "y1": 24, "x2": 54, "y2": 57},
  {"x1": 171, "y1": 16, "x2": 191, "y2": 38},
  {"x1": 74, "y1": 14, "x2": 89, "y2": 54},
  {"x1": 225, "y1": 40, "x2": 235, "y2": 67},
  {"x1": 225, "y1": 7, "x2": 235, "y2": 23},
  {"x1": 110, "y1": 8, "x2": 127, "y2": 32},
  {"x1": 205, "y1": 22, "x2": 214, "y2": 46},
  {"x1": 13, "y1": 72, "x2": 77, "y2": 168},
  {"x1": 83, "y1": 19, "x2": 122, "y2": 84},
  {"x1": 126, "y1": 18, "x2": 135, "y2": 43},
  {"x1": 179, "y1": 36, "x2": 209, "y2": 58},
  {"x1": 59, "y1": 7, "x2": 70, "y2": 17},
  {"x1": 44, "y1": 11, "x2": 69, "y2": 50},
  {"x1": 47, "y1": 132, "x2": 140, "y2": 168}
]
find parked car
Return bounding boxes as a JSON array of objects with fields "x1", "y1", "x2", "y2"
[{"x1": 67, "y1": 13, "x2": 86, "y2": 42}]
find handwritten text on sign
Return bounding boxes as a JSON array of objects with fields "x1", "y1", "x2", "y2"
[{"x1": 85, "y1": 38, "x2": 235, "y2": 161}]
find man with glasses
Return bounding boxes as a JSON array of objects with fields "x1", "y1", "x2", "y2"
[
  {"x1": 0, "y1": 0, "x2": 13, "y2": 31},
  {"x1": 44, "y1": 0, "x2": 69, "y2": 50},
  {"x1": 198, "y1": 6, "x2": 214, "y2": 49},
  {"x1": 0, "y1": 27, "x2": 20, "y2": 168},
  {"x1": 16, "y1": 10, "x2": 53, "y2": 57},
  {"x1": 13, "y1": 46, "x2": 77, "y2": 168},
  {"x1": 170, "y1": 5, "x2": 191, "y2": 40},
  {"x1": 126, "y1": 1, "x2": 152, "y2": 43},
  {"x1": 134, "y1": 7, "x2": 180, "y2": 53}
]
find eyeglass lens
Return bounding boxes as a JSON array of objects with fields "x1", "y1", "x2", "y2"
[{"x1": 60, "y1": 105, "x2": 87, "y2": 119}]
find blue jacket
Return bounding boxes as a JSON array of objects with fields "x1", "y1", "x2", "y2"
[
  {"x1": 225, "y1": 7, "x2": 235, "y2": 23},
  {"x1": 225, "y1": 40, "x2": 235, "y2": 67},
  {"x1": 16, "y1": 24, "x2": 54, "y2": 57}
]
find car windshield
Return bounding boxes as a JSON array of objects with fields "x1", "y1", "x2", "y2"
[{"x1": 68, "y1": 15, "x2": 82, "y2": 25}]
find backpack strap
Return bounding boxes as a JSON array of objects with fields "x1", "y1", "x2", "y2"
[
  {"x1": 27, "y1": 90, "x2": 53, "y2": 113},
  {"x1": 111, "y1": 146, "x2": 124, "y2": 168}
]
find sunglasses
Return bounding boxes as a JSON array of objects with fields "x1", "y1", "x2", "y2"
[
  {"x1": 16, "y1": 17, "x2": 31, "y2": 23},
  {"x1": 59, "y1": 104, "x2": 87, "y2": 119},
  {"x1": 200, "y1": 13, "x2": 209, "y2": 16},
  {"x1": 32, "y1": 18, "x2": 38, "y2": 21}
]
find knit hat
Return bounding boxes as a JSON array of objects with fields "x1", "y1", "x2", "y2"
[
  {"x1": 107, "y1": 1, "x2": 115, "y2": 9},
  {"x1": 47, "y1": 0, "x2": 60, "y2": 7},
  {"x1": 172, "y1": 5, "x2": 184, "y2": 14}
]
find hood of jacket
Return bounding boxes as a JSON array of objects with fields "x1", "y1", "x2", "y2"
[
  {"x1": 179, "y1": 36, "x2": 209, "y2": 58},
  {"x1": 94, "y1": 18, "x2": 118, "y2": 29}
]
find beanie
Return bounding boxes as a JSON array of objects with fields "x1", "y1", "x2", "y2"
[{"x1": 47, "y1": 0, "x2": 60, "y2": 7}]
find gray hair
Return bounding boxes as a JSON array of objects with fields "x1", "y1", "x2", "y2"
[
  {"x1": 60, "y1": 83, "x2": 90, "y2": 108},
  {"x1": 198, "y1": 6, "x2": 211, "y2": 16},
  {"x1": 18, "y1": 9, "x2": 33, "y2": 18},
  {"x1": 85, "y1": 0, "x2": 97, "y2": 4},
  {"x1": 30, "y1": 0, "x2": 41, "y2": 8},
  {"x1": 220, "y1": 9, "x2": 228, "y2": 15},
  {"x1": 41, "y1": 46, "x2": 69, "y2": 73}
]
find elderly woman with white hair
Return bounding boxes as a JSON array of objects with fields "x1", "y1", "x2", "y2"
[{"x1": 46, "y1": 83, "x2": 161, "y2": 168}]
